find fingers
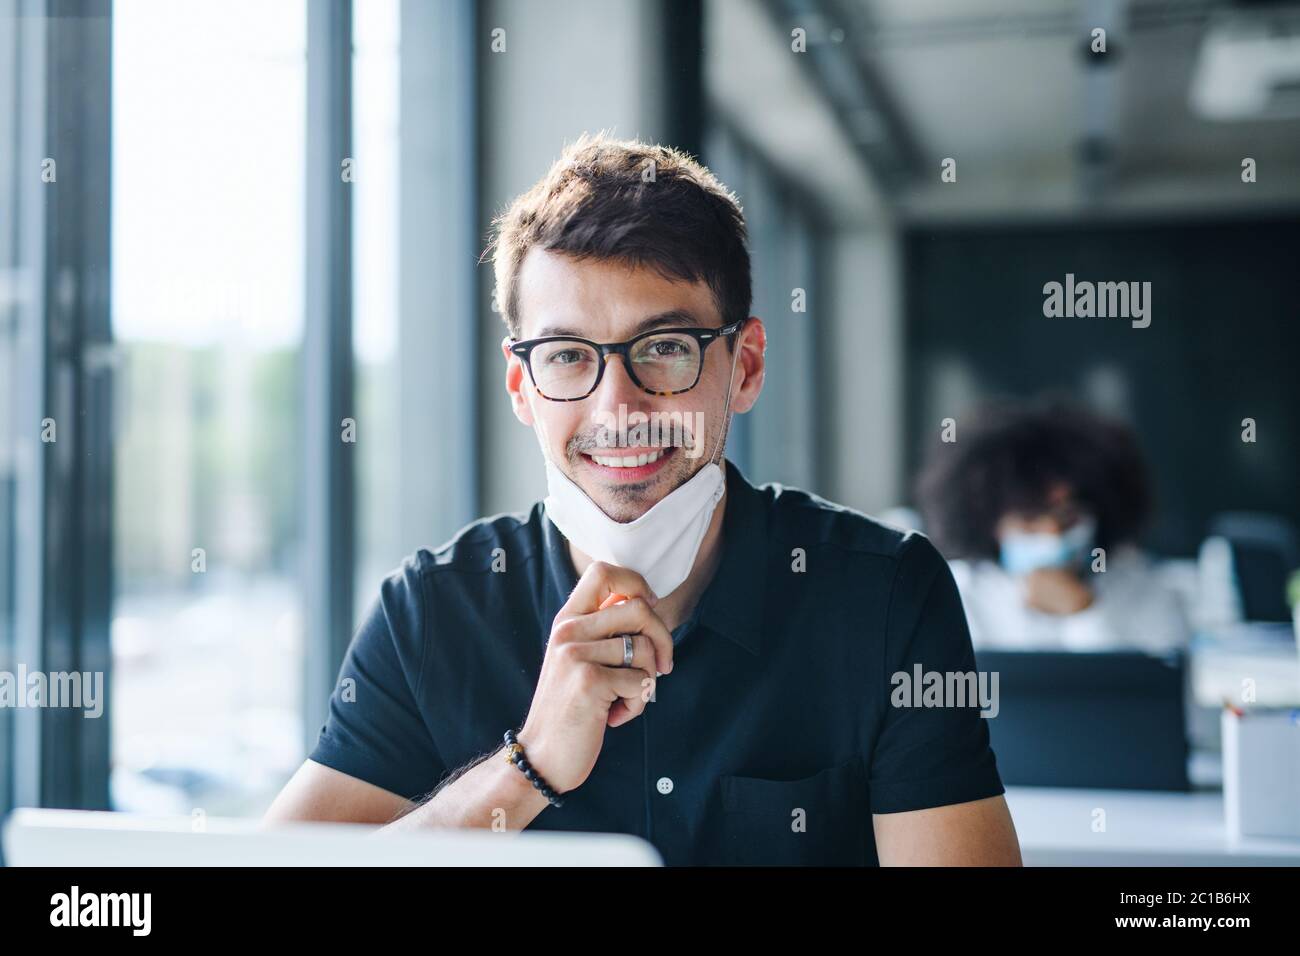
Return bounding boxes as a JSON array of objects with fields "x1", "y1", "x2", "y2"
[
  {"x1": 554, "y1": 598, "x2": 673, "y2": 674},
  {"x1": 602, "y1": 666, "x2": 656, "y2": 729},
  {"x1": 563, "y1": 561, "x2": 659, "y2": 617},
  {"x1": 576, "y1": 633, "x2": 660, "y2": 674},
  {"x1": 570, "y1": 661, "x2": 654, "y2": 729},
  {"x1": 599, "y1": 664, "x2": 654, "y2": 705},
  {"x1": 608, "y1": 683, "x2": 656, "y2": 728},
  {"x1": 544, "y1": 561, "x2": 672, "y2": 734}
]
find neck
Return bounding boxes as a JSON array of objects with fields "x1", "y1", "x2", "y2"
[{"x1": 567, "y1": 478, "x2": 729, "y2": 633}]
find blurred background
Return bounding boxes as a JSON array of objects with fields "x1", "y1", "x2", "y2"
[{"x1": 0, "y1": 0, "x2": 1297, "y2": 838}]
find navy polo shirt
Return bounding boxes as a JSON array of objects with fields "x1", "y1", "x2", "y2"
[{"x1": 310, "y1": 458, "x2": 1004, "y2": 865}]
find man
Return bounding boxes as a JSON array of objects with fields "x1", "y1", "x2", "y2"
[{"x1": 266, "y1": 133, "x2": 1021, "y2": 866}]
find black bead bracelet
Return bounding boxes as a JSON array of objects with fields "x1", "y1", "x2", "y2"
[{"x1": 503, "y1": 728, "x2": 564, "y2": 808}]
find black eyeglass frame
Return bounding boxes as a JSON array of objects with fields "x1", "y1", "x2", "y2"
[{"x1": 508, "y1": 318, "x2": 746, "y2": 401}]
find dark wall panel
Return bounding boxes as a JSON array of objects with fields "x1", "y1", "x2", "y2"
[{"x1": 904, "y1": 218, "x2": 1299, "y2": 557}]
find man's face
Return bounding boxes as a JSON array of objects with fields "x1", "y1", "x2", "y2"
[{"x1": 504, "y1": 248, "x2": 750, "y2": 522}]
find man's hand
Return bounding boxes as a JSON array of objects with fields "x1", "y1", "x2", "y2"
[
  {"x1": 516, "y1": 561, "x2": 675, "y2": 796},
  {"x1": 1021, "y1": 567, "x2": 1094, "y2": 615}
]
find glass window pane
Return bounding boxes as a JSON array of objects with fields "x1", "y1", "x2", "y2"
[
  {"x1": 110, "y1": 0, "x2": 307, "y2": 815},
  {"x1": 0, "y1": 150, "x2": 13, "y2": 828}
]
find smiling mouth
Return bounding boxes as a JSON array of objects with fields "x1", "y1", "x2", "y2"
[
  {"x1": 587, "y1": 447, "x2": 672, "y2": 468},
  {"x1": 580, "y1": 445, "x2": 678, "y2": 480}
]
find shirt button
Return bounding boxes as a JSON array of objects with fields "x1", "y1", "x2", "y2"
[{"x1": 656, "y1": 776, "x2": 674, "y2": 795}]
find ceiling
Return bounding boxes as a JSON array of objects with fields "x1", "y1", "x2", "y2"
[{"x1": 709, "y1": 0, "x2": 1300, "y2": 225}]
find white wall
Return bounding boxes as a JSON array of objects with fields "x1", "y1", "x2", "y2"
[{"x1": 823, "y1": 227, "x2": 904, "y2": 515}]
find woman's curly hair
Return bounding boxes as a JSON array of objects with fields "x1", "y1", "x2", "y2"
[{"x1": 915, "y1": 398, "x2": 1154, "y2": 561}]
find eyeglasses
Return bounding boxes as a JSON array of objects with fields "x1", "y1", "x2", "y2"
[{"x1": 509, "y1": 319, "x2": 745, "y2": 401}]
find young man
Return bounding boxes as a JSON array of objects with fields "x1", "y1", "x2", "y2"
[{"x1": 266, "y1": 133, "x2": 1021, "y2": 866}]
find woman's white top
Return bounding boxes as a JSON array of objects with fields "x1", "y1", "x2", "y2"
[{"x1": 948, "y1": 546, "x2": 1190, "y2": 653}]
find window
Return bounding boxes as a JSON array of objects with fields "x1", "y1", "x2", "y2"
[
  {"x1": 0, "y1": 34, "x2": 15, "y2": 819},
  {"x1": 109, "y1": 0, "x2": 307, "y2": 815},
  {"x1": 0, "y1": 0, "x2": 477, "y2": 821}
]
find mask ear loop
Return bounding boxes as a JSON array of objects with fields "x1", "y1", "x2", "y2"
[{"x1": 703, "y1": 323, "x2": 745, "y2": 469}]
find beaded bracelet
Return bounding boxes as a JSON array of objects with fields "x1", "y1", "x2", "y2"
[{"x1": 502, "y1": 728, "x2": 564, "y2": 808}]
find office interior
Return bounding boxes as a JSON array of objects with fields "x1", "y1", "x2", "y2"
[{"x1": 1, "y1": 0, "x2": 1298, "y2": 865}]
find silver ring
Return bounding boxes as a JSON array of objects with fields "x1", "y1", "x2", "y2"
[{"x1": 621, "y1": 634, "x2": 634, "y2": 668}]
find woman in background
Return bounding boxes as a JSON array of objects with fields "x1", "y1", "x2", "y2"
[{"x1": 916, "y1": 399, "x2": 1188, "y2": 652}]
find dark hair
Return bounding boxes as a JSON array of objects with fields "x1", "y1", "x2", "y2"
[
  {"x1": 483, "y1": 131, "x2": 750, "y2": 345},
  {"x1": 915, "y1": 399, "x2": 1154, "y2": 561}
]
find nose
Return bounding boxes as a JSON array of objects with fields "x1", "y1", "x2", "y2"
[{"x1": 591, "y1": 352, "x2": 648, "y2": 411}]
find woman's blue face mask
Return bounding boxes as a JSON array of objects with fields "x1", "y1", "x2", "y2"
[{"x1": 998, "y1": 515, "x2": 1096, "y2": 576}]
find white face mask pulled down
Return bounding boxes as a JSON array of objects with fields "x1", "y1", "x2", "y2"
[{"x1": 536, "y1": 336, "x2": 742, "y2": 600}]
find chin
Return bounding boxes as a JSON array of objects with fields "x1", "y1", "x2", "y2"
[
  {"x1": 589, "y1": 482, "x2": 665, "y2": 521},
  {"x1": 600, "y1": 501, "x2": 654, "y2": 523},
  {"x1": 582, "y1": 467, "x2": 690, "y2": 522}
]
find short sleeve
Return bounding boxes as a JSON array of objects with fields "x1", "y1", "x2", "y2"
[
  {"x1": 308, "y1": 557, "x2": 447, "y2": 800},
  {"x1": 869, "y1": 534, "x2": 1005, "y2": 814}
]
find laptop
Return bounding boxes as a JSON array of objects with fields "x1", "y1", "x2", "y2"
[
  {"x1": 975, "y1": 650, "x2": 1191, "y2": 791},
  {"x1": 2, "y1": 808, "x2": 663, "y2": 866}
]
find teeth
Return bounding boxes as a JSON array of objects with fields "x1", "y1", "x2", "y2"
[{"x1": 591, "y1": 448, "x2": 667, "y2": 468}]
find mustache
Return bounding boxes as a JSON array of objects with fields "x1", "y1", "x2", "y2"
[
  {"x1": 567, "y1": 408, "x2": 710, "y2": 460},
  {"x1": 571, "y1": 431, "x2": 692, "y2": 452}
]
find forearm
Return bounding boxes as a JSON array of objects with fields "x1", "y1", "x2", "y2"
[{"x1": 380, "y1": 746, "x2": 551, "y2": 833}]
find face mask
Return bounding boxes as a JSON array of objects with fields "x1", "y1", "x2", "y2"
[
  {"x1": 535, "y1": 332, "x2": 741, "y2": 599},
  {"x1": 998, "y1": 515, "x2": 1095, "y2": 577}
]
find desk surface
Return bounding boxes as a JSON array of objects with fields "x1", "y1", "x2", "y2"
[{"x1": 1005, "y1": 786, "x2": 1300, "y2": 866}]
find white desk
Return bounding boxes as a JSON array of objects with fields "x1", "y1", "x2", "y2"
[{"x1": 1005, "y1": 786, "x2": 1300, "y2": 866}]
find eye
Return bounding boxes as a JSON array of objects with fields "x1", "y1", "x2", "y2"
[
  {"x1": 643, "y1": 337, "x2": 691, "y2": 358},
  {"x1": 544, "y1": 348, "x2": 590, "y2": 366}
]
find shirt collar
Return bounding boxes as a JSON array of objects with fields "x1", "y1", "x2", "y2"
[
  {"x1": 694, "y1": 458, "x2": 767, "y2": 655},
  {"x1": 538, "y1": 457, "x2": 767, "y2": 657}
]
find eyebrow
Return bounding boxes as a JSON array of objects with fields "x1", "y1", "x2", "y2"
[{"x1": 533, "y1": 309, "x2": 706, "y2": 340}]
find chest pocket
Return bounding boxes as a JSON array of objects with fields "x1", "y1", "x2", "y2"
[{"x1": 717, "y1": 758, "x2": 870, "y2": 866}]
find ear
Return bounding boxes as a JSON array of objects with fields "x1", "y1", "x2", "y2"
[
  {"x1": 730, "y1": 316, "x2": 766, "y2": 414},
  {"x1": 502, "y1": 336, "x2": 535, "y2": 426}
]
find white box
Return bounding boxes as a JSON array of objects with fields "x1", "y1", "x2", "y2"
[{"x1": 1222, "y1": 707, "x2": 1300, "y2": 839}]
